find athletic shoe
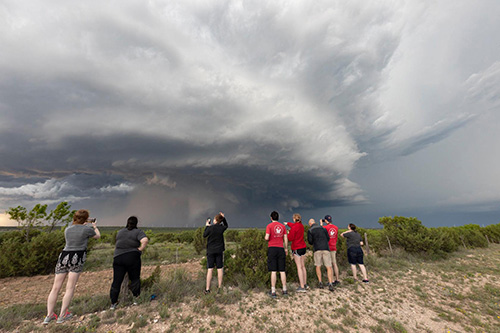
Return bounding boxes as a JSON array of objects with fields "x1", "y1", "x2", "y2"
[
  {"x1": 318, "y1": 281, "x2": 324, "y2": 289},
  {"x1": 43, "y1": 313, "x2": 57, "y2": 325},
  {"x1": 362, "y1": 279, "x2": 369, "y2": 283},
  {"x1": 282, "y1": 290, "x2": 288, "y2": 296},
  {"x1": 56, "y1": 310, "x2": 73, "y2": 324},
  {"x1": 328, "y1": 283, "x2": 334, "y2": 292},
  {"x1": 304, "y1": 284, "x2": 310, "y2": 290},
  {"x1": 204, "y1": 289, "x2": 211, "y2": 295},
  {"x1": 296, "y1": 287, "x2": 307, "y2": 293},
  {"x1": 332, "y1": 280, "x2": 340, "y2": 286},
  {"x1": 132, "y1": 302, "x2": 138, "y2": 306},
  {"x1": 110, "y1": 303, "x2": 118, "y2": 310},
  {"x1": 268, "y1": 291, "x2": 277, "y2": 298}
]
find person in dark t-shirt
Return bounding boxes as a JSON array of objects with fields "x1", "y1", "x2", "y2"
[
  {"x1": 109, "y1": 216, "x2": 148, "y2": 309},
  {"x1": 341, "y1": 223, "x2": 369, "y2": 283},
  {"x1": 203, "y1": 212, "x2": 228, "y2": 294}
]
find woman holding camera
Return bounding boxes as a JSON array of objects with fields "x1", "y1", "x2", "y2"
[
  {"x1": 43, "y1": 209, "x2": 100, "y2": 325},
  {"x1": 284, "y1": 213, "x2": 308, "y2": 292},
  {"x1": 109, "y1": 216, "x2": 148, "y2": 309}
]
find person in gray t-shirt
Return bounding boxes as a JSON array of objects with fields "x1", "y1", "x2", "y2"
[
  {"x1": 109, "y1": 216, "x2": 148, "y2": 309},
  {"x1": 341, "y1": 224, "x2": 369, "y2": 283},
  {"x1": 44, "y1": 209, "x2": 101, "y2": 325}
]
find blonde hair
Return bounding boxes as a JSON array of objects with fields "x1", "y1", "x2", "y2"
[
  {"x1": 73, "y1": 209, "x2": 89, "y2": 225},
  {"x1": 293, "y1": 213, "x2": 302, "y2": 222}
]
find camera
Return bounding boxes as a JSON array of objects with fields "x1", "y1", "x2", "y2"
[
  {"x1": 206, "y1": 217, "x2": 212, "y2": 224},
  {"x1": 87, "y1": 218, "x2": 96, "y2": 223}
]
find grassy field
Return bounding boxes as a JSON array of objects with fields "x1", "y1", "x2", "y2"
[{"x1": 1, "y1": 241, "x2": 499, "y2": 332}]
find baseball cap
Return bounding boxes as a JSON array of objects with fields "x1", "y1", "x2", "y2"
[{"x1": 324, "y1": 215, "x2": 332, "y2": 223}]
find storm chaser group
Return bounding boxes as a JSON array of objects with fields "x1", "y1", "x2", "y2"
[{"x1": 203, "y1": 210, "x2": 369, "y2": 297}]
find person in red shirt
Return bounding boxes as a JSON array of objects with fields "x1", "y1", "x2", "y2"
[
  {"x1": 321, "y1": 215, "x2": 340, "y2": 285},
  {"x1": 265, "y1": 211, "x2": 288, "y2": 298},
  {"x1": 284, "y1": 213, "x2": 308, "y2": 292}
]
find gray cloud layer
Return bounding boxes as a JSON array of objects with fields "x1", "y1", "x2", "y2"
[{"x1": 1, "y1": 0, "x2": 499, "y2": 227}]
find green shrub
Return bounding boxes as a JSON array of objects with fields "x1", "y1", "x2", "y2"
[
  {"x1": 481, "y1": 223, "x2": 500, "y2": 243},
  {"x1": 193, "y1": 227, "x2": 207, "y2": 255},
  {"x1": 0, "y1": 230, "x2": 65, "y2": 278},
  {"x1": 456, "y1": 224, "x2": 488, "y2": 248},
  {"x1": 225, "y1": 229, "x2": 241, "y2": 242},
  {"x1": 379, "y1": 216, "x2": 443, "y2": 255},
  {"x1": 224, "y1": 229, "x2": 268, "y2": 288}
]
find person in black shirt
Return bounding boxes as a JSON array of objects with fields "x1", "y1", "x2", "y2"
[
  {"x1": 203, "y1": 212, "x2": 228, "y2": 294},
  {"x1": 341, "y1": 223, "x2": 369, "y2": 283}
]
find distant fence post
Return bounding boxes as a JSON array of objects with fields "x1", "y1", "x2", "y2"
[
  {"x1": 386, "y1": 235, "x2": 393, "y2": 255},
  {"x1": 364, "y1": 232, "x2": 370, "y2": 255},
  {"x1": 176, "y1": 247, "x2": 179, "y2": 264},
  {"x1": 485, "y1": 234, "x2": 491, "y2": 246}
]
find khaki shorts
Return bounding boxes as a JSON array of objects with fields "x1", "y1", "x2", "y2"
[
  {"x1": 313, "y1": 250, "x2": 332, "y2": 267},
  {"x1": 330, "y1": 251, "x2": 337, "y2": 266}
]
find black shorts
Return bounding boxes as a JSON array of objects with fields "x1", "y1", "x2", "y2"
[
  {"x1": 207, "y1": 252, "x2": 224, "y2": 269},
  {"x1": 292, "y1": 248, "x2": 306, "y2": 257},
  {"x1": 347, "y1": 246, "x2": 364, "y2": 265},
  {"x1": 267, "y1": 247, "x2": 286, "y2": 272}
]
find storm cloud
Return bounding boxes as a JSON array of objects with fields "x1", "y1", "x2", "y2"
[{"x1": 1, "y1": 0, "x2": 499, "y2": 227}]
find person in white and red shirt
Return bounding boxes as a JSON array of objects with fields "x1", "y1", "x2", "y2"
[
  {"x1": 265, "y1": 211, "x2": 288, "y2": 298},
  {"x1": 321, "y1": 215, "x2": 340, "y2": 286}
]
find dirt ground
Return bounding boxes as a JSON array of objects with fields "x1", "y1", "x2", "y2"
[{"x1": 1, "y1": 246, "x2": 500, "y2": 332}]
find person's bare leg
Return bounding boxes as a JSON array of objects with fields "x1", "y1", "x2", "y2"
[
  {"x1": 326, "y1": 266, "x2": 333, "y2": 284},
  {"x1": 359, "y1": 264, "x2": 368, "y2": 280},
  {"x1": 332, "y1": 262, "x2": 340, "y2": 281},
  {"x1": 279, "y1": 271, "x2": 287, "y2": 291},
  {"x1": 47, "y1": 273, "x2": 67, "y2": 316},
  {"x1": 315, "y1": 266, "x2": 322, "y2": 283},
  {"x1": 350, "y1": 264, "x2": 357, "y2": 280},
  {"x1": 59, "y1": 272, "x2": 80, "y2": 317},
  {"x1": 293, "y1": 255, "x2": 305, "y2": 288},
  {"x1": 217, "y1": 268, "x2": 223, "y2": 288},
  {"x1": 299, "y1": 256, "x2": 307, "y2": 286},
  {"x1": 271, "y1": 271, "x2": 277, "y2": 289},
  {"x1": 206, "y1": 268, "x2": 213, "y2": 291}
]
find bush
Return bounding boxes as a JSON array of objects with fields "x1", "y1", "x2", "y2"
[
  {"x1": 481, "y1": 223, "x2": 500, "y2": 243},
  {"x1": 225, "y1": 229, "x2": 241, "y2": 242},
  {"x1": 456, "y1": 224, "x2": 488, "y2": 248},
  {"x1": 379, "y1": 216, "x2": 443, "y2": 255},
  {"x1": 193, "y1": 227, "x2": 207, "y2": 255},
  {"x1": 0, "y1": 230, "x2": 65, "y2": 278}
]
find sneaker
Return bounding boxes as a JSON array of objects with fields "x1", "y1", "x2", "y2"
[
  {"x1": 110, "y1": 303, "x2": 118, "y2": 310},
  {"x1": 332, "y1": 280, "x2": 340, "y2": 286},
  {"x1": 56, "y1": 310, "x2": 73, "y2": 324},
  {"x1": 132, "y1": 302, "x2": 138, "y2": 306},
  {"x1": 43, "y1": 313, "x2": 57, "y2": 325},
  {"x1": 328, "y1": 283, "x2": 334, "y2": 291},
  {"x1": 204, "y1": 289, "x2": 211, "y2": 295},
  {"x1": 318, "y1": 281, "x2": 324, "y2": 289},
  {"x1": 296, "y1": 287, "x2": 307, "y2": 293},
  {"x1": 304, "y1": 284, "x2": 310, "y2": 290},
  {"x1": 282, "y1": 290, "x2": 288, "y2": 296},
  {"x1": 268, "y1": 291, "x2": 277, "y2": 298},
  {"x1": 362, "y1": 279, "x2": 369, "y2": 283}
]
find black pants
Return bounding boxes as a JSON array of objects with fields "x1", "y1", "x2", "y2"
[{"x1": 110, "y1": 251, "x2": 142, "y2": 304}]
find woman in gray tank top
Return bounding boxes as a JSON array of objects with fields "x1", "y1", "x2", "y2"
[{"x1": 43, "y1": 209, "x2": 101, "y2": 325}]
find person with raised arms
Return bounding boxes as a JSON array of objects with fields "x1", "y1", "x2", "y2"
[{"x1": 203, "y1": 212, "x2": 228, "y2": 294}]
